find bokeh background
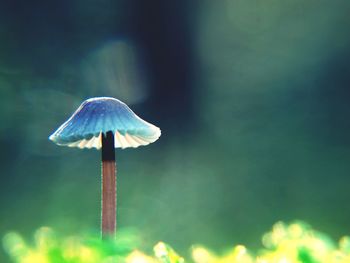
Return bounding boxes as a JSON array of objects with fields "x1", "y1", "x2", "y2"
[{"x1": 1, "y1": 0, "x2": 350, "y2": 262}]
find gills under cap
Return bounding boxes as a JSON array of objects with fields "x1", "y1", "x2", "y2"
[{"x1": 49, "y1": 97, "x2": 161, "y2": 149}]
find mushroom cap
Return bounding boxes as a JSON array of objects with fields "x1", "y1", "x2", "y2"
[{"x1": 49, "y1": 97, "x2": 161, "y2": 149}]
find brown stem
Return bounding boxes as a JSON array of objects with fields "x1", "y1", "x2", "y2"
[{"x1": 101, "y1": 131, "x2": 116, "y2": 238}]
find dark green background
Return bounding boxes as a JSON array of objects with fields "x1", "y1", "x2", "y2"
[{"x1": 1, "y1": 1, "x2": 350, "y2": 262}]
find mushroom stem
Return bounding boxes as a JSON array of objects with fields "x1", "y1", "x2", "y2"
[{"x1": 101, "y1": 131, "x2": 116, "y2": 238}]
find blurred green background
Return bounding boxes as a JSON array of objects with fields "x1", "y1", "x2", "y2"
[{"x1": 1, "y1": 0, "x2": 350, "y2": 262}]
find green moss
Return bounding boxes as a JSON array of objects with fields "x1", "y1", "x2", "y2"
[{"x1": 3, "y1": 222, "x2": 350, "y2": 263}]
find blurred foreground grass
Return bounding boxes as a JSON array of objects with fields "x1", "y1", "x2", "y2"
[{"x1": 3, "y1": 221, "x2": 350, "y2": 263}]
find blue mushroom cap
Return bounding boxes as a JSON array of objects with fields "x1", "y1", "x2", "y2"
[{"x1": 49, "y1": 97, "x2": 161, "y2": 149}]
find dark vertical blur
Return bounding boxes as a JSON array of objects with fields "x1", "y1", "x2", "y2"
[
  {"x1": 315, "y1": 50, "x2": 350, "y2": 145},
  {"x1": 125, "y1": 1, "x2": 196, "y2": 132}
]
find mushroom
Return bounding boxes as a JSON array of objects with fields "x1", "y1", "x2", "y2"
[{"x1": 49, "y1": 97, "x2": 161, "y2": 238}]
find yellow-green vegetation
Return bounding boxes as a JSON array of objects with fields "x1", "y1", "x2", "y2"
[{"x1": 3, "y1": 222, "x2": 350, "y2": 263}]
